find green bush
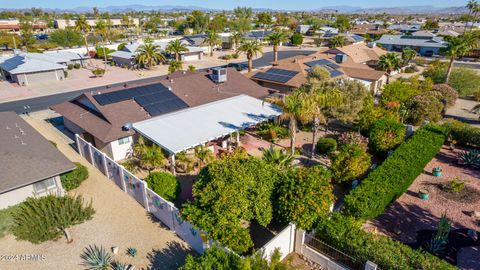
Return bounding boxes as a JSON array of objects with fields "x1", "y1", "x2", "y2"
[
  {"x1": 316, "y1": 138, "x2": 337, "y2": 155},
  {"x1": 404, "y1": 66, "x2": 416, "y2": 73},
  {"x1": 316, "y1": 214, "x2": 456, "y2": 270},
  {"x1": 331, "y1": 144, "x2": 371, "y2": 183},
  {"x1": 145, "y1": 172, "x2": 181, "y2": 201},
  {"x1": 67, "y1": 64, "x2": 74, "y2": 70},
  {"x1": 276, "y1": 166, "x2": 334, "y2": 230},
  {"x1": 431, "y1": 84, "x2": 458, "y2": 107},
  {"x1": 369, "y1": 118, "x2": 405, "y2": 155},
  {"x1": 344, "y1": 125, "x2": 445, "y2": 219},
  {"x1": 61, "y1": 162, "x2": 89, "y2": 191},
  {"x1": 0, "y1": 204, "x2": 21, "y2": 238},
  {"x1": 256, "y1": 122, "x2": 288, "y2": 142},
  {"x1": 406, "y1": 92, "x2": 444, "y2": 125},
  {"x1": 232, "y1": 53, "x2": 239, "y2": 59},
  {"x1": 12, "y1": 195, "x2": 94, "y2": 244},
  {"x1": 443, "y1": 119, "x2": 480, "y2": 147},
  {"x1": 91, "y1": 68, "x2": 105, "y2": 77},
  {"x1": 73, "y1": 63, "x2": 81, "y2": 69},
  {"x1": 290, "y1": 33, "x2": 303, "y2": 45}
]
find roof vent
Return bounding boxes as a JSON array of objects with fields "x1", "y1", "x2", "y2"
[
  {"x1": 122, "y1": 123, "x2": 133, "y2": 131},
  {"x1": 335, "y1": 54, "x2": 348, "y2": 63},
  {"x1": 210, "y1": 67, "x2": 227, "y2": 83},
  {"x1": 168, "y1": 86, "x2": 172, "y2": 91}
]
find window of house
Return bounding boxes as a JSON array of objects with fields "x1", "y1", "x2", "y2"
[
  {"x1": 33, "y1": 178, "x2": 57, "y2": 194},
  {"x1": 118, "y1": 136, "x2": 130, "y2": 145}
]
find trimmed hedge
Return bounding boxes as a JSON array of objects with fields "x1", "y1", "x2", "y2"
[
  {"x1": 369, "y1": 117, "x2": 405, "y2": 155},
  {"x1": 61, "y1": 162, "x2": 89, "y2": 191},
  {"x1": 145, "y1": 172, "x2": 181, "y2": 201},
  {"x1": 343, "y1": 125, "x2": 445, "y2": 219},
  {"x1": 316, "y1": 214, "x2": 456, "y2": 270},
  {"x1": 443, "y1": 119, "x2": 480, "y2": 147},
  {"x1": 316, "y1": 138, "x2": 337, "y2": 155}
]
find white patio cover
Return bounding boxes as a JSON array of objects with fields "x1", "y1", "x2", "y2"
[{"x1": 133, "y1": 95, "x2": 282, "y2": 154}]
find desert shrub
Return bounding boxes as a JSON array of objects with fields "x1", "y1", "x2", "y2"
[
  {"x1": 12, "y1": 195, "x2": 94, "y2": 244},
  {"x1": 276, "y1": 166, "x2": 334, "y2": 230},
  {"x1": 232, "y1": 53, "x2": 239, "y2": 59},
  {"x1": 331, "y1": 144, "x2": 371, "y2": 183},
  {"x1": 316, "y1": 138, "x2": 337, "y2": 155},
  {"x1": 290, "y1": 33, "x2": 303, "y2": 45},
  {"x1": 369, "y1": 118, "x2": 405, "y2": 155},
  {"x1": 406, "y1": 92, "x2": 444, "y2": 125},
  {"x1": 404, "y1": 66, "x2": 416, "y2": 73},
  {"x1": 338, "y1": 132, "x2": 369, "y2": 150},
  {"x1": 256, "y1": 122, "x2": 288, "y2": 142},
  {"x1": 316, "y1": 214, "x2": 456, "y2": 270},
  {"x1": 222, "y1": 54, "x2": 232, "y2": 60},
  {"x1": 448, "y1": 68, "x2": 480, "y2": 96},
  {"x1": 343, "y1": 124, "x2": 445, "y2": 219},
  {"x1": 67, "y1": 64, "x2": 74, "y2": 70},
  {"x1": 91, "y1": 68, "x2": 105, "y2": 77},
  {"x1": 431, "y1": 84, "x2": 458, "y2": 107},
  {"x1": 61, "y1": 162, "x2": 89, "y2": 191},
  {"x1": 145, "y1": 172, "x2": 181, "y2": 201},
  {"x1": 448, "y1": 178, "x2": 465, "y2": 193},
  {"x1": 73, "y1": 63, "x2": 81, "y2": 69},
  {"x1": 443, "y1": 119, "x2": 480, "y2": 147}
]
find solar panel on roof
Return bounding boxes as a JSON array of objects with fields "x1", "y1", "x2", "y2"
[
  {"x1": 351, "y1": 35, "x2": 365, "y2": 42},
  {"x1": 327, "y1": 62, "x2": 341, "y2": 69},
  {"x1": 329, "y1": 70, "x2": 344, "y2": 78},
  {"x1": 305, "y1": 59, "x2": 333, "y2": 68},
  {"x1": 267, "y1": 68, "x2": 299, "y2": 77}
]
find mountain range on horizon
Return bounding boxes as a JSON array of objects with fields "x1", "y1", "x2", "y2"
[{"x1": 0, "y1": 4, "x2": 468, "y2": 14}]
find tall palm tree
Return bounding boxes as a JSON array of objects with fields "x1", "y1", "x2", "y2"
[
  {"x1": 166, "y1": 39, "x2": 189, "y2": 61},
  {"x1": 401, "y1": 47, "x2": 417, "y2": 65},
  {"x1": 265, "y1": 31, "x2": 288, "y2": 63},
  {"x1": 378, "y1": 52, "x2": 402, "y2": 84},
  {"x1": 75, "y1": 15, "x2": 91, "y2": 58},
  {"x1": 202, "y1": 30, "x2": 222, "y2": 57},
  {"x1": 268, "y1": 91, "x2": 308, "y2": 155},
  {"x1": 236, "y1": 40, "x2": 263, "y2": 72},
  {"x1": 328, "y1": 35, "x2": 347, "y2": 48},
  {"x1": 466, "y1": 0, "x2": 479, "y2": 32},
  {"x1": 443, "y1": 33, "x2": 479, "y2": 83},
  {"x1": 135, "y1": 42, "x2": 165, "y2": 69},
  {"x1": 229, "y1": 31, "x2": 244, "y2": 51}
]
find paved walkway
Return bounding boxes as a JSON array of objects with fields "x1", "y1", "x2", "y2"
[{"x1": 0, "y1": 112, "x2": 192, "y2": 270}]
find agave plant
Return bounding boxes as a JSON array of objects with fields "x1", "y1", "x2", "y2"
[
  {"x1": 425, "y1": 213, "x2": 451, "y2": 254},
  {"x1": 111, "y1": 261, "x2": 128, "y2": 270},
  {"x1": 126, "y1": 247, "x2": 137, "y2": 257},
  {"x1": 458, "y1": 150, "x2": 480, "y2": 168},
  {"x1": 80, "y1": 245, "x2": 112, "y2": 270},
  {"x1": 262, "y1": 146, "x2": 294, "y2": 169}
]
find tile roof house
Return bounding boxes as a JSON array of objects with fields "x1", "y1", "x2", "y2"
[
  {"x1": 51, "y1": 68, "x2": 270, "y2": 161},
  {"x1": 376, "y1": 34, "x2": 447, "y2": 56},
  {"x1": 0, "y1": 111, "x2": 75, "y2": 209},
  {"x1": 350, "y1": 24, "x2": 392, "y2": 38},
  {"x1": 0, "y1": 51, "x2": 87, "y2": 85},
  {"x1": 248, "y1": 43, "x2": 387, "y2": 94}
]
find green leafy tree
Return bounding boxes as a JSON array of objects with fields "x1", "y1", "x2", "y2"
[
  {"x1": 19, "y1": 19, "x2": 36, "y2": 48},
  {"x1": 209, "y1": 14, "x2": 228, "y2": 32},
  {"x1": 378, "y1": 52, "x2": 402, "y2": 84},
  {"x1": 202, "y1": 30, "x2": 221, "y2": 57},
  {"x1": 236, "y1": 40, "x2": 263, "y2": 72},
  {"x1": 135, "y1": 42, "x2": 165, "y2": 69},
  {"x1": 290, "y1": 33, "x2": 303, "y2": 46},
  {"x1": 166, "y1": 39, "x2": 189, "y2": 61},
  {"x1": 181, "y1": 156, "x2": 279, "y2": 254},
  {"x1": 12, "y1": 195, "x2": 94, "y2": 244},
  {"x1": 333, "y1": 15, "x2": 351, "y2": 33},
  {"x1": 331, "y1": 144, "x2": 371, "y2": 183},
  {"x1": 265, "y1": 31, "x2": 288, "y2": 62},
  {"x1": 0, "y1": 31, "x2": 20, "y2": 50},
  {"x1": 145, "y1": 172, "x2": 181, "y2": 201},
  {"x1": 61, "y1": 162, "x2": 89, "y2": 191},
  {"x1": 256, "y1": 12, "x2": 273, "y2": 29},
  {"x1": 230, "y1": 7, "x2": 253, "y2": 33},
  {"x1": 422, "y1": 20, "x2": 439, "y2": 30},
  {"x1": 328, "y1": 35, "x2": 347, "y2": 48},
  {"x1": 369, "y1": 117, "x2": 406, "y2": 155},
  {"x1": 276, "y1": 166, "x2": 334, "y2": 230},
  {"x1": 406, "y1": 92, "x2": 445, "y2": 125},
  {"x1": 49, "y1": 29, "x2": 83, "y2": 48}
]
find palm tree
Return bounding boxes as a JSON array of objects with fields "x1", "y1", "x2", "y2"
[
  {"x1": 166, "y1": 39, "x2": 189, "y2": 61},
  {"x1": 265, "y1": 31, "x2": 288, "y2": 63},
  {"x1": 133, "y1": 135, "x2": 147, "y2": 158},
  {"x1": 135, "y1": 42, "x2": 165, "y2": 69},
  {"x1": 139, "y1": 144, "x2": 166, "y2": 172},
  {"x1": 75, "y1": 15, "x2": 91, "y2": 58},
  {"x1": 466, "y1": 0, "x2": 479, "y2": 32},
  {"x1": 175, "y1": 152, "x2": 195, "y2": 173},
  {"x1": 194, "y1": 145, "x2": 215, "y2": 167},
  {"x1": 443, "y1": 33, "x2": 479, "y2": 83},
  {"x1": 168, "y1": 60, "x2": 183, "y2": 74},
  {"x1": 262, "y1": 146, "x2": 294, "y2": 169},
  {"x1": 328, "y1": 35, "x2": 347, "y2": 48},
  {"x1": 229, "y1": 31, "x2": 244, "y2": 51},
  {"x1": 236, "y1": 40, "x2": 263, "y2": 72},
  {"x1": 202, "y1": 30, "x2": 222, "y2": 57},
  {"x1": 268, "y1": 91, "x2": 308, "y2": 155},
  {"x1": 377, "y1": 52, "x2": 402, "y2": 84},
  {"x1": 401, "y1": 47, "x2": 417, "y2": 65}
]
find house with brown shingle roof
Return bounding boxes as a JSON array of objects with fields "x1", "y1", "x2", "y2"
[
  {"x1": 350, "y1": 24, "x2": 392, "y2": 39},
  {"x1": 248, "y1": 44, "x2": 387, "y2": 94},
  {"x1": 51, "y1": 68, "x2": 270, "y2": 161}
]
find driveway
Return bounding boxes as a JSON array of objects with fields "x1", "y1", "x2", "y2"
[
  {"x1": 445, "y1": 98, "x2": 480, "y2": 127},
  {"x1": 0, "y1": 111, "x2": 192, "y2": 270}
]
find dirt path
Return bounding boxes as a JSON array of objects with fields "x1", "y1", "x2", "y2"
[{"x1": 0, "y1": 114, "x2": 192, "y2": 270}]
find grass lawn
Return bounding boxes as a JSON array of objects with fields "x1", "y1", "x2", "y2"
[{"x1": 0, "y1": 204, "x2": 21, "y2": 238}]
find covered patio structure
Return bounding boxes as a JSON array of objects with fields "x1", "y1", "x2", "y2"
[{"x1": 132, "y1": 95, "x2": 282, "y2": 174}]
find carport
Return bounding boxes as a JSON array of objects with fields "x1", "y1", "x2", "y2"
[{"x1": 132, "y1": 95, "x2": 282, "y2": 174}]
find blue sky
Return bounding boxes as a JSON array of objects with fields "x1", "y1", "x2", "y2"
[{"x1": 0, "y1": 0, "x2": 468, "y2": 10}]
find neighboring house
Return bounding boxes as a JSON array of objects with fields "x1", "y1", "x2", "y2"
[
  {"x1": 0, "y1": 19, "x2": 47, "y2": 33},
  {"x1": 320, "y1": 32, "x2": 366, "y2": 47},
  {"x1": 248, "y1": 43, "x2": 387, "y2": 94},
  {"x1": 387, "y1": 24, "x2": 422, "y2": 34},
  {"x1": 376, "y1": 34, "x2": 447, "y2": 56},
  {"x1": 0, "y1": 111, "x2": 75, "y2": 209},
  {"x1": 51, "y1": 68, "x2": 270, "y2": 161},
  {"x1": 296, "y1": 25, "x2": 311, "y2": 34},
  {"x1": 110, "y1": 40, "x2": 204, "y2": 67},
  {"x1": 0, "y1": 51, "x2": 87, "y2": 85},
  {"x1": 54, "y1": 18, "x2": 139, "y2": 30},
  {"x1": 350, "y1": 24, "x2": 391, "y2": 39},
  {"x1": 245, "y1": 30, "x2": 273, "y2": 42}
]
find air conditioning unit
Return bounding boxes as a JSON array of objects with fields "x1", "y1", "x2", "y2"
[
  {"x1": 210, "y1": 67, "x2": 227, "y2": 83},
  {"x1": 335, "y1": 53, "x2": 348, "y2": 63}
]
